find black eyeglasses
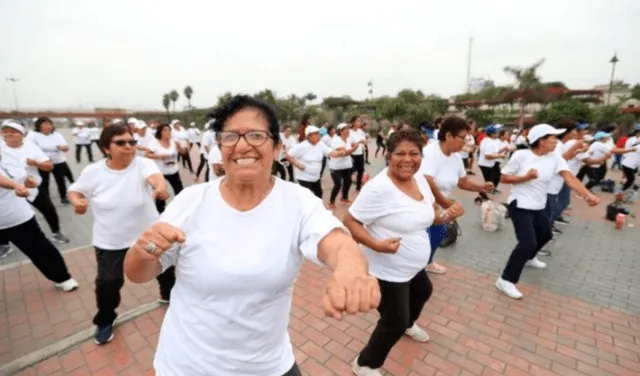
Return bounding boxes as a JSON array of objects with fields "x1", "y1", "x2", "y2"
[
  {"x1": 217, "y1": 131, "x2": 272, "y2": 147},
  {"x1": 112, "y1": 140, "x2": 138, "y2": 147}
]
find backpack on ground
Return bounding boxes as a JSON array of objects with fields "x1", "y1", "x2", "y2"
[
  {"x1": 439, "y1": 220, "x2": 461, "y2": 248},
  {"x1": 480, "y1": 200, "x2": 507, "y2": 232},
  {"x1": 600, "y1": 179, "x2": 615, "y2": 193}
]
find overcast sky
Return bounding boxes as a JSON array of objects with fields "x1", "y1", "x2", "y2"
[{"x1": 1, "y1": 0, "x2": 638, "y2": 111}]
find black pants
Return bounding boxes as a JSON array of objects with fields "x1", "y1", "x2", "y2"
[
  {"x1": 75, "y1": 144, "x2": 93, "y2": 163},
  {"x1": 155, "y1": 172, "x2": 184, "y2": 214},
  {"x1": 283, "y1": 363, "x2": 302, "y2": 376},
  {"x1": 0, "y1": 217, "x2": 71, "y2": 283},
  {"x1": 93, "y1": 140, "x2": 106, "y2": 157},
  {"x1": 93, "y1": 247, "x2": 175, "y2": 326},
  {"x1": 364, "y1": 144, "x2": 370, "y2": 164},
  {"x1": 358, "y1": 270, "x2": 433, "y2": 369},
  {"x1": 330, "y1": 168, "x2": 352, "y2": 204},
  {"x1": 462, "y1": 157, "x2": 470, "y2": 169},
  {"x1": 299, "y1": 179, "x2": 322, "y2": 199},
  {"x1": 622, "y1": 166, "x2": 637, "y2": 190},
  {"x1": 576, "y1": 164, "x2": 589, "y2": 182},
  {"x1": 320, "y1": 157, "x2": 327, "y2": 177},
  {"x1": 351, "y1": 154, "x2": 365, "y2": 191},
  {"x1": 480, "y1": 164, "x2": 501, "y2": 189},
  {"x1": 501, "y1": 200, "x2": 552, "y2": 284},
  {"x1": 40, "y1": 162, "x2": 74, "y2": 201},
  {"x1": 286, "y1": 163, "x2": 295, "y2": 182},
  {"x1": 375, "y1": 142, "x2": 386, "y2": 157},
  {"x1": 195, "y1": 154, "x2": 209, "y2": 182},
  {"x1": 30, "y1": 190, "x2": 61, "y2": 233},
  {"x1": 585, "y1": 165, "x2": 605, "y2": 189},
  {"x1": 179, "y1": 151, "x2": 193, "y2": 173},
  {"x1": 272, "y1": 161, "x2": 287, "y2": 180}
]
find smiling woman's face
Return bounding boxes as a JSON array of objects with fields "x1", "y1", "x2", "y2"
[
  {"x1": 220, "y1": 107, "x2": 280, "y2": 183},
  {"x1": 388, "y1": 140, "x2": 422, "y2": 181}
]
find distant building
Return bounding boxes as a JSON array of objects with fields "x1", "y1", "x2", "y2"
[
  {"x1": 469, "y1": 78, "x2": 495, "y2": 94},
  {"x1": 593, "y1": 82, "x2": 631, "y2": 105}
]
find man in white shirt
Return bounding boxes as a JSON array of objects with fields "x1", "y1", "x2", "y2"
[
  {"x1": 348, "y1": 118, "x2": 368, "y2": 191},
  {"x1": 73, "y1": 121, "x2": 93, "y2": 163}
]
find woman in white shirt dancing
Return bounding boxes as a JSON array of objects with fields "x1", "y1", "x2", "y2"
[
  {"x1": 123, "y1": 95, "x2": 380, "y2": 376},
  {"x1": 27, "y1": 117, "x2": 75, "y2": 205},
  {"x1": 496, "y1": 124, "x2": 599, "y2": 299},
  {"x1": 346, "y1": 129, "x2": 462, "y2": 376},
  {"x1": 328, "y1": 123, "x2": 360, "y2": 208},
  {"x1": 146, "y1": 123, "x2": 184, "y2": 213},
  {"x1": 68, "y1": 124, "x2": 173, "y2": 345}
]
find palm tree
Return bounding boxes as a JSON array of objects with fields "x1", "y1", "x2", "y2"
[
  {"x1": 504, "y1": 58, "x2": 545, "y2": 129},
  {"x1": 169, "y1": 90, "x2": 179, "y2": 114},
  {"x1": 184, "y1": 86, "x2": 194, "y2": 110},
  {"x1": 304, "y1": 92, "x2": 317, "y2": 104},
  {"x1": 162, "y1": 93, "x2": 171, "y2": 121}
]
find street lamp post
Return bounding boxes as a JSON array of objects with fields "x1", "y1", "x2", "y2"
[
  {"x1": 607, "y1": 53, "x2": 619, "y2": 106},
  {"x1": 5, "y1": 77, "x2": 20, "y2": 111}
]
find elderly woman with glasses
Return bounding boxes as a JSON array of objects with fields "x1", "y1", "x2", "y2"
[
  {"x1": 68, "y1": 124, "x2": 173, "y2": 345},
  {"x1": 124, "y1": 95, "x2": 380, "y2": 376}
]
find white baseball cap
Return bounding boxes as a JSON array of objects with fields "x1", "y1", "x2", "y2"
[
  {"x1": 127, "y1": 117, "x2": 138, "y2": 124},
  {"x1": 76, "y1": 121, "x2": 85, "y2": 126},
  {"x1": 336, "y1": 123, "x2": 349, "y2": 131},
  {"x1": 0, "y1": 121, "x2": 26, "y2": 134},
  {"x1": 583, "y1": 134, "x2": 594, "y2": 142},
  {"x1": 171, "y1": 119, "x2": 181, "y2": 125},
  {"x1": 527, "y1": 123, "x2": 565, "y2": 144},
  {"x1": 135, "y1": 120, "x2": 147, "y2": 129},
  {"x1": 190, "y1": 122, "x2": 196, "y2": 127},
  {"x1": 305, "y1": 125, "x2": 320, "y2": 136}
]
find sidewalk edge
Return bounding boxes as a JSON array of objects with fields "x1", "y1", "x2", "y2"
[
  {"x1": 0, "y1": 301, "x2": 161, "y2": 375},
  {"x1": 0, "y1": 244, "x2": 91, "y2": 271}
]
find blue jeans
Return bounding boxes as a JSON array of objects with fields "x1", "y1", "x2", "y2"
[
  {"x1": 556, "y1": 183, "x2": 570, "y2": 218},
  {"x1": 426, "y1": 224, "x2": 448, "y2": 263}
]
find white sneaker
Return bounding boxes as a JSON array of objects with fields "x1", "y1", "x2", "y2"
[
  {"x1": 495, "y1": 278, "x2": 523, "y2": 299},
  {"x1": 352, "y1": 357, "x2": 382, "y2": 376},
  {"x1": 525, "y1": 257, "x2": 547, "y2": 269},
  {"x1": 55, "y1": 278, "x2": 79, "y2": 292},
  {"x1": 405, "y1": 323, "x2": 430, "y2": 342}
]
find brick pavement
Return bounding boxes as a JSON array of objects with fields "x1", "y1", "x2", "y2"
[{"x1": 12, "y1": 262, "x2": 640, "y2": 376}]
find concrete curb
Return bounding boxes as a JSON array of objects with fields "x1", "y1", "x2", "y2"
[
  {"x1": 0, "y1": 301, "x2": 162, "y2": 375},
  {"x1": 0, "y1": 244, "x2": 91, "y2": 272}
]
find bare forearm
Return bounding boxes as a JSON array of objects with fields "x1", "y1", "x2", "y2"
[
  {"x1": 38, "y1": 161, "x2": 54, "y2": 172},
  {"x1": 563, "y1": 172, "x2": 590, "y2": 197},
  {"x1": 501, "y1": 174, "x2": 532, "y2": 185},
  {"x1": 344, "y1": 215, "x2": 381, "y2": 252},
  {"x1": 0, "y1": 175, "x2": 18, "y2": 190},
  {"x1": 318, "y1": 230, "x2": 368, "y2": 274},
  {"x1": 67, "y1": 191, "x2": 85, "y2": 203},
  {"x1": 147, "y1": 174, "x2": 167, "y2": 190},
  {"x1": 426, "y1": 176, "x2": 454, "y2": 208},
  {"x1": 123, "y1": 248, "x2": 162, "y2": 283},
  {"x1": 457, "y1": 177, "x2": 484, "y2": 192}
]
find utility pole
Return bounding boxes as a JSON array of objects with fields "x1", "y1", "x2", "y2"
[
  {"x1": 5, "y1": 78, "x2": 20, "y2": 111},
  {"x1": 367, "y1": 80, "x2": 373, "y2": 99},
  {"x1": 466, "y1": 38, "x2": 473, "y2": 94},
  {"x1": 607, "y1": 53, "x2": 619, "y2": 106}
]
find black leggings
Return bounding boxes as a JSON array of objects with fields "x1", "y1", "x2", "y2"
[
  {"x1": 75, "y1": 144, "x2": 93, "y2": 163},
  {"x1": 480, "y1": 163, "x2": 501, "y2": 189},
  {"x1": 40, "y1": 162, "x2": 74, "y2": 201},
  {"x1": 30, "y1": 190, "x2": 61, "y2": 234},
  {"x1": 178, "y1": 151, "x2": 193, "y2": 173},
  {"x1": 93, "y1": 247, "x2": 175, "y2": 326},
  {"x1": 155, "y1": 172, "x2": 184, "y2": 214},
  {"x1": 0, "y1": 217, "x2": 71, "y2": 283},
  {"x1": 195, "y1": 154, "x2": 209, "y2": 182},
  {"x1": 299, "y1": 179, "x2": 323, "y2": 199},
  {"x1": 330, "y1": 168, "x2": 352, "y2": 204},
  {"x1": 272, "y1": 161, "x2": 287, "y2": 179},
  {"x1": 622, "y1": 166, "x2": 638, "y2": 190},
  {"x1": 585, "y1": 165, "x2": 606, "y2": 190},
  {"x1": 352, "y1": 154, "x2": 365, "y2": 191}
]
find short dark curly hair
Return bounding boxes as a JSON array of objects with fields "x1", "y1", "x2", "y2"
[
  {"x1": 437, "y1": 115, "x2": 470, "y2": 142},
  {"x1": 211, "y1": 95, "x2": 280, "y2": 145},
  {"x1": 98, "y1": 124, "x2": 132, "y2": 151},
  {"x1": 34, "y1": 117, "x2": 54, "y2": 133},
  {"x1": 387, "y1": 128, "x2": 424, "y2": 155}
]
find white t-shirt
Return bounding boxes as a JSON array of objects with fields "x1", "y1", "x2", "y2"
[
  {"x1": 478, "y1": 137, "x2": 500, "y2": 167},
  {"x1": 419, "y1": 142, "x2": 466, "y2": 197},
  {"x1": 563, "y1": 139, "x2": 588, "y2": 175},
  {"x1": 287, "y1": 140, "x2": 331, "y2": 182},
  {"x1": 187, "y1": 127, "x2": 201, "y2": 143},
  {"x1": 207, "y1": 145, "x2": 222, "y2": 181},
  {"x1": 0, "y1": 141, "x2": 50, "y2": 201},
  {"x1": 459, "y1": 134, "x2": 476, "y2": 158},
  {"x1": 148, "y1": 140, "x2": 179, "y2": 175},
  {"x1": 321, "y1": 134, "x2": 333, "y2": 147},
  {"x1": 172, "y1": 128, "x2": 190, "y2": 149},
  {"x1": 0, "y1": 167, "x2": 34, "y2": 230},
  {"x1": 134, "y1": 132, "x2": 156, "y2": 157},
  {"x1": 74, "y1": 128, "x2": 92, "y2": 145},
  {"x1": 547, "y1": 141, "x2": 566, "y2": 195},
  {"x1": 606, "y1": 137, "x2": 615, "y2": 163},
  {"x1": 279, "y1": 135, "x2": 297, "y2": 161},
  {"x1": 68, "y1": 157, "x2": 160, "y2": 250},
  {"x1": 348, "y1": 129, "x2": 367, "y2": 155},
  {"x1": 26, "y1": 132, "x2": 68, "y2": 164},
  {"x1": 388, "y1": 129, "x2": 395, "y2": 138},
  {"x1": 328, "y1": 137, "x2": 353, "y2": 170},
  {"x1": 153, "y1": 179, "x2": 344, "y2": 376},
  {"x1": 349, "y1": 171, "x2": 435, "y2": 283},
  {"x1": 89, "y1": 127, "x2": 101, "y2": 141},
  {"x1": 515, "y1": 135, "x2": 528, "y2": 148},
  {"x1": 587, "y1": 141, "x2": 612, "y2": 167},
  {"x1": 200, "y1": 130, "x2": 216, "y2": 158},
  {"x1": 621, "y1": 137, "x2": 640, "y2": 170},
  {"x1": 502, "y1": 149, "x2": 570, "y2": 210}
]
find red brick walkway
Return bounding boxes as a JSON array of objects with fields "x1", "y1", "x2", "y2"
[{"x1": 10, "y1": 260, "x2": 640, "y2": 376}]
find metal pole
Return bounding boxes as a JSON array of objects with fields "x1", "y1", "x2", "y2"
[
  {"x1": 466, "y1": 38, "x2": 473, "y2": 93},
  {"x1": 607, "y1": 53, "x2": 619, "y2": 106}
]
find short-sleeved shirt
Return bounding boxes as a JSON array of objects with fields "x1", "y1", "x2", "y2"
[
  {"x1": 419, "y1": 142, "x2": 466, "y2": 197},
  {"x1": 287, "y1": 140, "x2": 331, "y2": 182}
]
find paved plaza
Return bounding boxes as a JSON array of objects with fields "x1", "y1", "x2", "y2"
[{"x1": 1, "y1": 129, "x2": 639, "y2": 375}]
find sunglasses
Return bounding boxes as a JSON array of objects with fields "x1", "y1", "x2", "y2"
[{"x1": 112, "y1": 140, "x2": 138, "y2": 147}]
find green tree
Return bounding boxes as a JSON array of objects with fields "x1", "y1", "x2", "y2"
[
  {"x1": 183, "y1": 86, "x2": 194, "y2": 110},
  {"x1": 162, "y1": 93, "x2": 171, "y2": 121},
  {"x1": 464, "y1": 108, "x2": 495, "y2": 127},
  {"x1": 630, "y1": 84, "x2": 640, "y2": 101},
  {"x1": 535, "y1": 100, "x2": 592, "y2": 125},
  {"x1": 375, "y1": 97, "x2": 409, "y2": 123},
  {"x1": 304, "y1": 92, "x2": 317, "y2": 104},
  {"x1": 254, "y1": 89, "x2": 277, "y2": 106},
  {"x1": 169, "y1": 90, "x2": 179, "y2": 114},
  {"x1": 504, "y1": 58, "x2": 545, "y2": 129},
  {"x1": 216, "y1": 92, "x2": 234, "y2": 108},
  {"x1": 397, "y1": 89, "x2": 425, "y2": 104}
]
